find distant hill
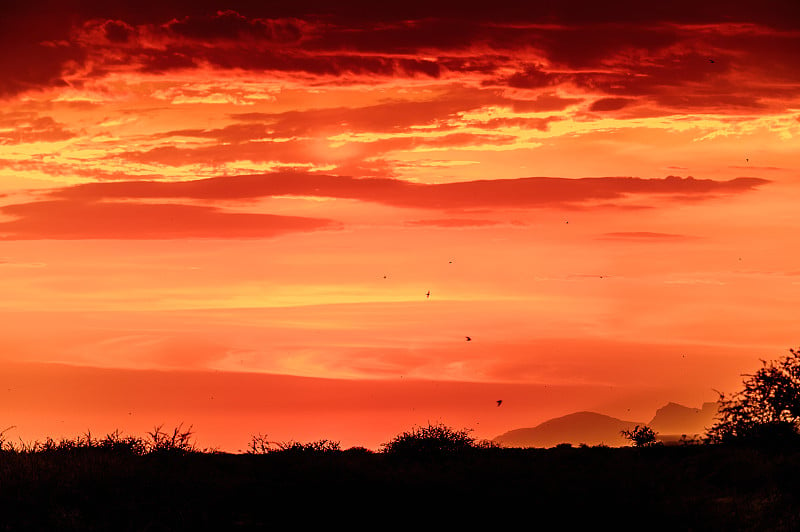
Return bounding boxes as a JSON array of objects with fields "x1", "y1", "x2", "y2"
[
  {"x1": 648, "y1": 402, "x2": 719, "y2": 440},
  {"x1": 494, "y1": 402, "x2": 721, "y2": 448},
  {"x1": 494, "y1": 411, "x2": 643, "y2": 448}
]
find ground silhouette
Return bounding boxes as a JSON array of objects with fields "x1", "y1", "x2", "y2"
[{"x1": 1, "y1": 425, "x2": 800, "y2": 530}]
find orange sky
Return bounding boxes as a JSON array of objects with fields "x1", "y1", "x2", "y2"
[{"x1": 1, "y1": 1, "x2": 800, "y2": 450}]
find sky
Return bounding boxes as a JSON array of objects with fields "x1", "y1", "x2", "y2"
[{"x1": 1, "y1": 0, "x2": 799, "y2": 451}]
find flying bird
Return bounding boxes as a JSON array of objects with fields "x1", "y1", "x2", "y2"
[
  {"x1": 496, "y1": 400, "x2": 503, "y2": 407},
  {"x1": 466, "y1": 336, "x2": 472, "y2": 341},
  {"x1": 426, "y1": 290, "x2": 430, "y2": 298},
  {"x1": 708, "y1": 58, "x2": 716, "y2": 63}
]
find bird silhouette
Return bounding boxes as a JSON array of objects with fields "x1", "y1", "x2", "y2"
[
  {"x1": 708, "y1": 58, "x2": 716, "y2": 63},
  {"x1": 466, "y1": 336, "x2": 472, "y2": 341},
  {"x1": 426, "y1": 290, "x2": 430, "y2": 298},
  {"x1": 496, "y1": 400, "x2": 503, "y2": 407}
]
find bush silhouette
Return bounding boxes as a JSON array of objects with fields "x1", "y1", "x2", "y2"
[
  {"x1": 247, "y1": 433, "x2": 276, "y2": 454},
  {"x1": 247, "y1": 434, "x2": 341, "y2": 454},
  {"x1": 274, "y1": 439, "x2": 341, "y2": 454},
  {"x1": 621, "y1": 425, "x2": 659, "y2": 447},
  {"x1": 707, "y1": 347, "x2": 800, "y2": 444},
  {"x1": 382, "y1": 422, "x2": 476, "y2": 457}
]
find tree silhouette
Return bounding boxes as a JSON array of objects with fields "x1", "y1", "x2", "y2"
[
  {"x1": 620, "y1": 425, "x2": 658, "y2": 447},
  {"x1": 706, "y1": 347, "x2": 800, "y2": 443},
  {"x1": 381, "y1": 422, "x2": 476, "y2": 457}
]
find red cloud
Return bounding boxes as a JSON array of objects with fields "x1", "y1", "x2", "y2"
[
  {"x1": 0, "y1": 113, "x2": 75, "y2": 145},
  {"x1": 589, "y1": 98, "x2": 635, "y2": 112},
  {"x1": 508, "y1": 93, "x2": 583, "y2": 112},
  {"x1": 51, "y1": 173, "x2": 769, "y2": 210},
  {"x1": 0, "y1": 200, "x2": 337, "y2": 240},
  {"x1": 116, "y1": 131, "x2": 515, "y2": 168}
]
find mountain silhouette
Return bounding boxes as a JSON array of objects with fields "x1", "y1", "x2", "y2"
[
  {"x1": 648, "y1": 401, "x2": 719, "y2": 441},
  {"x1": 493, "y1": 411, "x2": 643, "y2": 448},
  {"x1": 493, "y1": 402, "x2": 721, "y2": 448}
]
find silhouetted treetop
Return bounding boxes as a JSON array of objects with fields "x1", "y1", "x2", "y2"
[
  {"x1": 620, "y1": 425, "x2": 659, "y2": 447},
  {"x1": 706, "y1": 347, "x2": 800, "y2": 443}
]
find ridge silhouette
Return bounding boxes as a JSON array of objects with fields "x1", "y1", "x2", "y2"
[{"x1": 493, "y1": 401, "x2": 719, "y2": 447}]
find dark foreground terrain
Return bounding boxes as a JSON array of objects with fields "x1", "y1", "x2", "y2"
[{"x1": 1, "y1": 444, "x2": 799, "y2": 531}]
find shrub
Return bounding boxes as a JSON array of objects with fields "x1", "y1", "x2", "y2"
[
  {"x1": 343, "y1": 446, "x2": 374, "y2": 455},
  {"x1": 274, "y1": 439, "x2": 341, "y2": 454},
  {"x1": 247, "y1": 434, "x2": 341, "y2": 454},
  {"x1": 381, "y1": 422, "x2": 476, "y2": 457},
  {"x1": 247, "y1": 433, "x2": 276, "y2": 454},
  {"x1": 621, "y1": 425, "x2": 659, "y2": 447},
  {"x1": 474, "y1": 438, "x2": 501, "y2": 449}
]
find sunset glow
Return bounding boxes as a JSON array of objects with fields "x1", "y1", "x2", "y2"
[{"x1": 2, "y1": 1, "x2": 800, "y2": 450}]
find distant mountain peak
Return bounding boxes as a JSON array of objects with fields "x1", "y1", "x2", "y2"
[
  {"x1": 494, "y1": 401, "x2": 720, "y2": 448},
  {"x1": 494, "y1": 411, "x2": 643, "y2": 448},
  {"x1": 649, "y1": 401, "x2": 719, "y2": 437}
]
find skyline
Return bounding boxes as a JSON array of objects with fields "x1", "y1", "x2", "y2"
[{"x1": 1, "y1": 1, "x2": 799, "y2": 450}]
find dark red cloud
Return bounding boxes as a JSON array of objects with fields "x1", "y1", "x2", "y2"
[
  {"x1": 161, "y1": 10, "x2": 305, "y2": 43},
  {"x1": 0, "y1": 21, "x2": 82, "y2": 98},
  {"x1": 589, "y1": 98, "x2": 636, "y2": 112},
  {"x1": 6, "y1": 0, "x2": 800, "y2": 26},
  {"x1": 3, "y1": 1, "x2": 798, "y2": 116},
  {"x1": 0, "y1": 200, "x2": 337, "y2": 240},
  {"x1": 502, "y1": 64, "x2": 561, "y2": 90},
  {"x1": 508, "y1": 93, "x2": 583, "y2": 113},
  {"x1": 135, "y1": 47, "x2": 443, "y2": 78},
  {"x1": 86, "y1": 17, "x2": 800, "y2": 113},
  {"x1": 50, "y1": 173, "x2": 770, "y2": 210},
  {"x1": 101, "y1": 20, "x2": 135, "y2": 43}
]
